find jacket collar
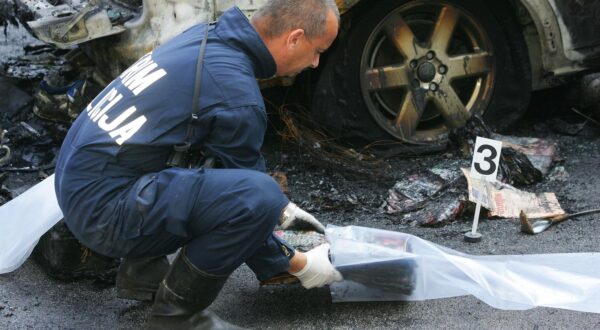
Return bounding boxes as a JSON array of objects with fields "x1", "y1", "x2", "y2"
[{"x1": 214, "y1": 6, "x2": 276, "y2": 79}]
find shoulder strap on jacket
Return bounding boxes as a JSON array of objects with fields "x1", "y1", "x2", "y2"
[{"x1": 167, "y1": 23, "x2": 211, "y2": 167}]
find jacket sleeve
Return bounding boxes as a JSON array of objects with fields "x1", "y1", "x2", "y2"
[{"x1": 202, "y1": 105, "x2": 267, "y2": 171}]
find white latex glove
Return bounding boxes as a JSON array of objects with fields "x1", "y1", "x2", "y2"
[
  {"x1": 290, "y1": 243, "x2": 343, "y2": 289},
  {"x1": 280, "y1": 202, "x2": 325, "y2": 233}
]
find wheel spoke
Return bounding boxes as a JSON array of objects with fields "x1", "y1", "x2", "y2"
[
  {"x1": 430, "y1": 82, "x2": 470, "y2": 128},
  {"x1": 365, "y1": 65, "x2": 411, "y2": 91},
  {"x1": 430, "y1": 6, "x2": 460, "y2": 55},
  {"x1": 384, "y1": 14, "x2": 419, "y2": 59},
  {"x1": 394, "y1": 89, "x2": 424, "y2": 139},
  {"x1": 446, "y1": 52, "x2": 492, "y2": 80}
]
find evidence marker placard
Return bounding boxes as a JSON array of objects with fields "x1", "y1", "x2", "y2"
[
  {"x1": 470, "y1": 136, "x2": 502, "y2": 183},
  {"x1": 464, "y1": 136, "x2": 502, "y2": 243}
]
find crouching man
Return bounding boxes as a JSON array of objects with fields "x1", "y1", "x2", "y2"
[{"x1": 54, "y1": 0, "x2": 342, "y2": 328}]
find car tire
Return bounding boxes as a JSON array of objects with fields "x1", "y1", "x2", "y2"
[{"x1": 312, "y1": 0, "x2": 531, "y2": 144}]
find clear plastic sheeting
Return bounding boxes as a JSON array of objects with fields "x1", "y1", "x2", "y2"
[
  {"x1": 327, "y1": 226, "x2": 600, "y2": 313},
  {"x1": 0, "y1": 175, "x2": 63, "y2": 273}
]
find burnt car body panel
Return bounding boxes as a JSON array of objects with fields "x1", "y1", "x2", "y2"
[
  {"x1": 15, "y1": 0, "x2": 600, "y2": 87},
  {"x1": 551, "y1": 0, "x2": 600, "y2": 54}
]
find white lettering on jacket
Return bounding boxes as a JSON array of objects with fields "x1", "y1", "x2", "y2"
[
  {"x1": 87, "y1": 88, "x2": 123, "y2": 122},
  {"x1": 86, "y1": 87, "x2": 147, "y2": 145},
  {"x1": 120, "y1": 52, "x2": 167, "y2": 96},
  {"x1": 107, "y1": 110, "x2": 147, "y2": 145},
  {"x1": 83, "y1": 51, "x2": 168, "y2": 145}
]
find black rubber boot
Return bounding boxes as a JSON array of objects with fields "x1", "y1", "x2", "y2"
[
  {"x1": 116, "y1": 256, "x2": 170, "y2": 301},
  {"x1": 146, "y1": 250, "x2": 244, "y2": 330}
]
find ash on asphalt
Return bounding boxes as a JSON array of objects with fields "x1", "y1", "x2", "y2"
[{"x1": 2, "y1": 98, "x2": 600, "y2": 329}]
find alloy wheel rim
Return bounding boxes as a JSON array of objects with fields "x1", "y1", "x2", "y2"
[{"x1": 360, "y1": 1, "x2": 496, "y2": 142}]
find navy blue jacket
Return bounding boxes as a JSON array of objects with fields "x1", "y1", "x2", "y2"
[{"x1": 55, "y1": 7, "x2": 277, "y2": 221}]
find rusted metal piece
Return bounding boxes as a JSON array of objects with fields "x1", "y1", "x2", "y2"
[
  {"x1": 520, "y1": 209, "x2": 600, "y2": 235},
  {"x1": 18, "y1": 0, "x2": 128, "y2": 48},
  {"x1": 51, "y1": 0, "x2": 100, "y2": 41}
]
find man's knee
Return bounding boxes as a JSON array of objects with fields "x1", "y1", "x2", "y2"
[
  {"x1": 188, "y1": 169, "x2": 288, "y2": 237},
  {"x1": 244, "y1": 172, "x2": 287, "y2": 227},
  {"x1": 252, "y1": 171, "x2": 283, "y2": 197}
]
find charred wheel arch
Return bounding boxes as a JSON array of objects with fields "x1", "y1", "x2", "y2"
[{"x1": 312, "y1": 0, "x2": 532, "y2": 144}]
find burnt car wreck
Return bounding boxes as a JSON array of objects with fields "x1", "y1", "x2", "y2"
[{"x1": 8, "y1": 0, "x2": 600, "y2": 145}]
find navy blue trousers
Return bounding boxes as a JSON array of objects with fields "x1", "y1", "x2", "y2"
[{"x1": 61, "y1": 167, "x2": 293, "y2": 281}]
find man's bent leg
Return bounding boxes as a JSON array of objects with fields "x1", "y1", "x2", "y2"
[
  {"x1": 183, "y1": 168, "x2": 289, "y2": 275},
  {"x1": 148, "y1": 169, "x2": 287, "y2": 329},
  {"x1": 147, "y1": 249, "x2": 241, "y2": 330}
]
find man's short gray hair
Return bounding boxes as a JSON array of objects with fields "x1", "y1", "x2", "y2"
[{"x1": 252, "y1": 0, "x2": 340, "y2": 39}]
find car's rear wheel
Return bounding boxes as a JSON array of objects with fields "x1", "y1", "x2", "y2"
[{"x1": 312, "y1": 0, "x2": 531, "y2": 144}]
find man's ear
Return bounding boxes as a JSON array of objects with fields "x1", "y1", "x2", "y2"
[{"x1": 287, "y1": 29, "x2": 305, "y2": 48}]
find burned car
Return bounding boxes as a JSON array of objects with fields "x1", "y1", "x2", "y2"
[{"x1": 11, "y1": 0, "x2": 600, "y2": 144}]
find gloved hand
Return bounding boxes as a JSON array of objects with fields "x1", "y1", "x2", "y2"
[
  {"x1": 280, "y1": 202, "x2": 325, "y2": 233},
  {"x1": 290, "y1": 243, "x2": 342, "y2": 289}
]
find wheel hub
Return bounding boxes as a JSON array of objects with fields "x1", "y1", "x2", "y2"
[
  {"x1": 417, "y1": 62, "x2": 436, "y2": 82},
  {"x1": 411, "y1": 53, "x2": 445, "y2": 91}
]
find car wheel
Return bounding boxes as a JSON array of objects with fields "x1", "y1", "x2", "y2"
[{"x1": 312, "y1": 0, "x2": 531, "y2": 144}]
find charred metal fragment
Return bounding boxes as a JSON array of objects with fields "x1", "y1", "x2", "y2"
[
  {"x1": 498, "y1": 147, "x2": 542, "y2": 186},
  {"x1": 15, "y1": 0, "x2": 135, "y2": 48},
  {"x1": 449, "y1": 115, "x2": 544, "y2": 186},
  {"x1": 0, "y1": 76, "x2": 33, "y2": 118}
]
